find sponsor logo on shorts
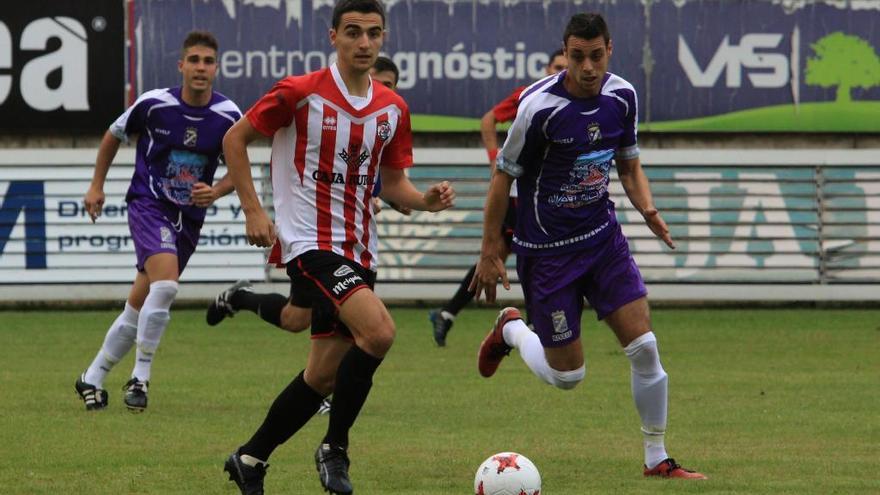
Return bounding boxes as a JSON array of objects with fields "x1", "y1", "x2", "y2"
[
  {"x1": 333, "y1": 265, "x2": 354, "y2": 277},
  {"x1": 551, "y1": 309, "x2": 573, "y2": 342},
  {"x1": 332, "y1": 275, "x2": 363, "y2": 296}
]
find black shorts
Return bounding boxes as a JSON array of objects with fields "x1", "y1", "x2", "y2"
[
  {"x1": 287, "y1": 250, "x2": 377, "y2": 339},
  {"x1": 501, "y1": 197, "x2": 517, "y2": 246}
]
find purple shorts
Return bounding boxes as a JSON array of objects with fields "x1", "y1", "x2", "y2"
[
  {"x1": 516, "y1": 225, "x2": 647, "y2": 347},
  {"x1": 128, "y1": 198, "x2": 201, "y2": 273}
]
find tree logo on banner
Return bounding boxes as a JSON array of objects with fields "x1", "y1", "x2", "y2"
[{"x1": 806, "y1": 32, "x2": 880, "y2": 103}]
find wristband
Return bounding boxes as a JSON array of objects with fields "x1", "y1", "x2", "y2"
[{"x1": 487, "y1": 148, "x2": 499, "y2": 163}]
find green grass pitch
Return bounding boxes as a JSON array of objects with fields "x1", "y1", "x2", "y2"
[{"x1": 1, "y1": 307, "x2": 878, "y2": 494}]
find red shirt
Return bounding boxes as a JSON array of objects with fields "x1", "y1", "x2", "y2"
[{"x1": 492, "y1": 85, "x2": 526, "y2": 123}]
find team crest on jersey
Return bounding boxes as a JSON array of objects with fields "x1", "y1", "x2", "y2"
[
  {"x1": 183, "y1": 126, "x2": 198, "y2": 147},
  {"x1": 587, "y1": 122, "x2": 602, "y2": 145},
  {"x1": 323, "y1": 116, "x2": 337, "y2": 131},
  {"x1": 339, "y1": 145, "x2": 370, "y2": 169},
  {"x1": 376, "y1": 121, "x2": 392, "y2": 142}
]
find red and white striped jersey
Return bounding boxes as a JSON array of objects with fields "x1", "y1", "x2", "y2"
[{"x1": 247, "y1": 64, "x2": 413, "y2": 271}]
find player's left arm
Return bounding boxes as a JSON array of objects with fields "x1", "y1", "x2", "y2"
[
  {"x1": 378, "y1": 166, "x2": 454, "y2": 212},
  {"x1": 376, "y1": 105, "x2": 454, "y2": 212},
  {"x1": 617, "y1": 156, "x2": 675, "y2": 249}
]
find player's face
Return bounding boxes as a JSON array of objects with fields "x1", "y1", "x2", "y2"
[
  {"x1": 330, "y1": 12, "x2": 385, "y2": 74},
  {"x1": 563, "y1": 35, "x2": 612, "y2": 98},
  {"x1": 370, "y1": 68, "x2": 397, "y2": 90},
  {"x1": 179, "y1": 45, "x2": 218, "y2": 93},
  {"x1": 546, "y1": 54, "x2": 567, "y2": 75}
]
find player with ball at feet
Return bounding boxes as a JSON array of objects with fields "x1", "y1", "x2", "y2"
[{"x1": 470, "y1": 12, "x2": 706, "y2": 480}]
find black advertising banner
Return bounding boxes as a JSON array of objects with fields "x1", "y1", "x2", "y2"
[{"x1": 0, "y1": 0, "x2": 124, "y2": 132}]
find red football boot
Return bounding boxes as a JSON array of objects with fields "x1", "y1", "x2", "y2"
[
  {"x1": 477, "y1": 307, "x2": 521, "y2": 378},
  {"x1": 644, "y1": 458, "x2": 707, "y2": 480}
]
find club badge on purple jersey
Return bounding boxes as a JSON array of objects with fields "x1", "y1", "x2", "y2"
[
  {"x1": 587, "y1": 121, "x2": 602, "y2": 145},
  {"x1": 183, "y1": 126, "x2": 198, "y2": 147}
]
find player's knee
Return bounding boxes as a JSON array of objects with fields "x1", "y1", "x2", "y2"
[
  {"x1": 306, "y1": 371, "x2": 336, "y2": 396},
  {"x1": 549, "y1": 364, "x2": 586, "y2": 390},
  {"x1": 624, "y1": 332, "x2": 665, "y2": 376},
  {"x1": 280, "y1": 310, "x2": 309, "y2": 333},
  {"x1": 148, "y1": 280, "x2": 178, "y2": 307},
  {"x1": 359, "y1": 321, "x2": 395, "y2": 356}
]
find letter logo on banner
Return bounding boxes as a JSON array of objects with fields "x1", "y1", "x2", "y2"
[
  {"x1": 679, "y1": 34, "x2": 789, "y2": 88},
  {"x1": 0, "y1": 22, "x2": 11, "y2": 105},
  {"x1": 0, "y1": 1, "x2": 123, "y2": 132},
  {"x1": 0, "y1": 181, "x2": 47, "y2": 269},
  {"x1": 19, "y1": 17, "x2": 89, "y2": 111}
]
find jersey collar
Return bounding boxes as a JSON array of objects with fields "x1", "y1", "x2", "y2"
[{"x1": 330, "y1": 63, "x2": 373, "y2": 111}]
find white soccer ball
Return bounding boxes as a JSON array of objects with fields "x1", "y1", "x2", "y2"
[{"x1": 473, "y1": 452, "x2": 542, "y2": 495}]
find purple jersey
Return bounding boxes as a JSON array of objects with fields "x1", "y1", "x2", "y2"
[
  {"x1": 110, "y1": 87, "x2": 241, "y2": 222},
  {"x1": 497, "y1": 71, "x2": 639, "y2": 257}
]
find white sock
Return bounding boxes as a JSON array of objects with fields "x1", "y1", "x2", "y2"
[
  {"x1": 132, "y1": 280, "x2": 178, "y2": 382},
  {"x1": 440, "y1": 310, "x2": 455, "y2": 321},
  {"x1": 624, "y1": 332, "x2": 669, "y2": 468},
  {"x1": 502, "y1": 319, "x2": 558, "y2": 386},
  {"x1": 84, "y1": 303, "x2": 139, "y2": 387}
]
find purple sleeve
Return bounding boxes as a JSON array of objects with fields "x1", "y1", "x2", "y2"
[
  {"x1": 109, "y1": 88, "x2": 169, "y2": 141},
  {"x1": 497, "y1": 106, "x2": 551, "y2": 178}
]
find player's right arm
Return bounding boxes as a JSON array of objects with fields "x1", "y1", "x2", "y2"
[
  {"x1": 227, "y1": 77, "x2": 299, "y2": 248},
  {"x1": 470, "y1": 168, "x2": 514, "y2": 303},
  {"x1": 85, "y1": 91, "x2": 156, "y2": 222},
  {"x1": 84, "y1": 130, "x2": 123, "y2": 223},
  {"x1": 471, "y1": 93, "x2": 545, "y2": 302},
  {"x1": 223, "y1": 118, "x2": 275, "y2": 248}
]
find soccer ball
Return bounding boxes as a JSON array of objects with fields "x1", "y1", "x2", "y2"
[{"x1": 473, "y1": 452, "x2": 542, "y2": 495}]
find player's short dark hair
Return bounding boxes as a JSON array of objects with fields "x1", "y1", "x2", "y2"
[
  {"x1": 332, "y1": 0, "x2": 386, "y2": 29},
  {"x1": 563, "y1": 13, "x2": 610, "y2": 46},
  {"x1": 548, "y1": 48, "x2": 564, "y2": 62},
  {"x1": 181, "y1": 30, "x2": 218, "y2": 57},
  {"x1": 373, "y1": 56, "x2": 398, "y2": 85}
]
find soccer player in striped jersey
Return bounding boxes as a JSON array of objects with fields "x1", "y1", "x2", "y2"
[
  {"x1": 205, "y1": 55, "x2": 405, "y2": 418},
  {"x1": 471, "y1": 13, "x2": 706, "y2": 480},
  {"x1": 205, "y1": 55, "x2": 405, "y2": 336},
  {"x1": 428, "y1": 49, "x2": 567, "y2": 347},
  {"x1": 220, "y1": 2, "x2": 455, "y2": 494},
  {"x1": 75, "y1": 31, "x2": 241, "y2": 412}
]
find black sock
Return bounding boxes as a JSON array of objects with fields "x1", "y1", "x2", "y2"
[
  {"x1": 240, "y1": 370, "x2": 325, "y2": 461},
  {"x1": 231, "y1": 291, "x2": 288, "y2": 328},
  {"x1": 443, "y1": 265, "x2": 477, "y2": 315},
  {"x1": 323, "y1": 346, "x2": 383, "y2": 448}
]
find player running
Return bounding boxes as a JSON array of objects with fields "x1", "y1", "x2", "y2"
[
  {"x1": 219, "y1": 2, "x2": 454, "y2": 493},
  {"x1": 75, "y1": 31, "x2": 240, "y2": 413},
  {"x1": 470, "y1": 12, "x2": 706, "y2": 480}
]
